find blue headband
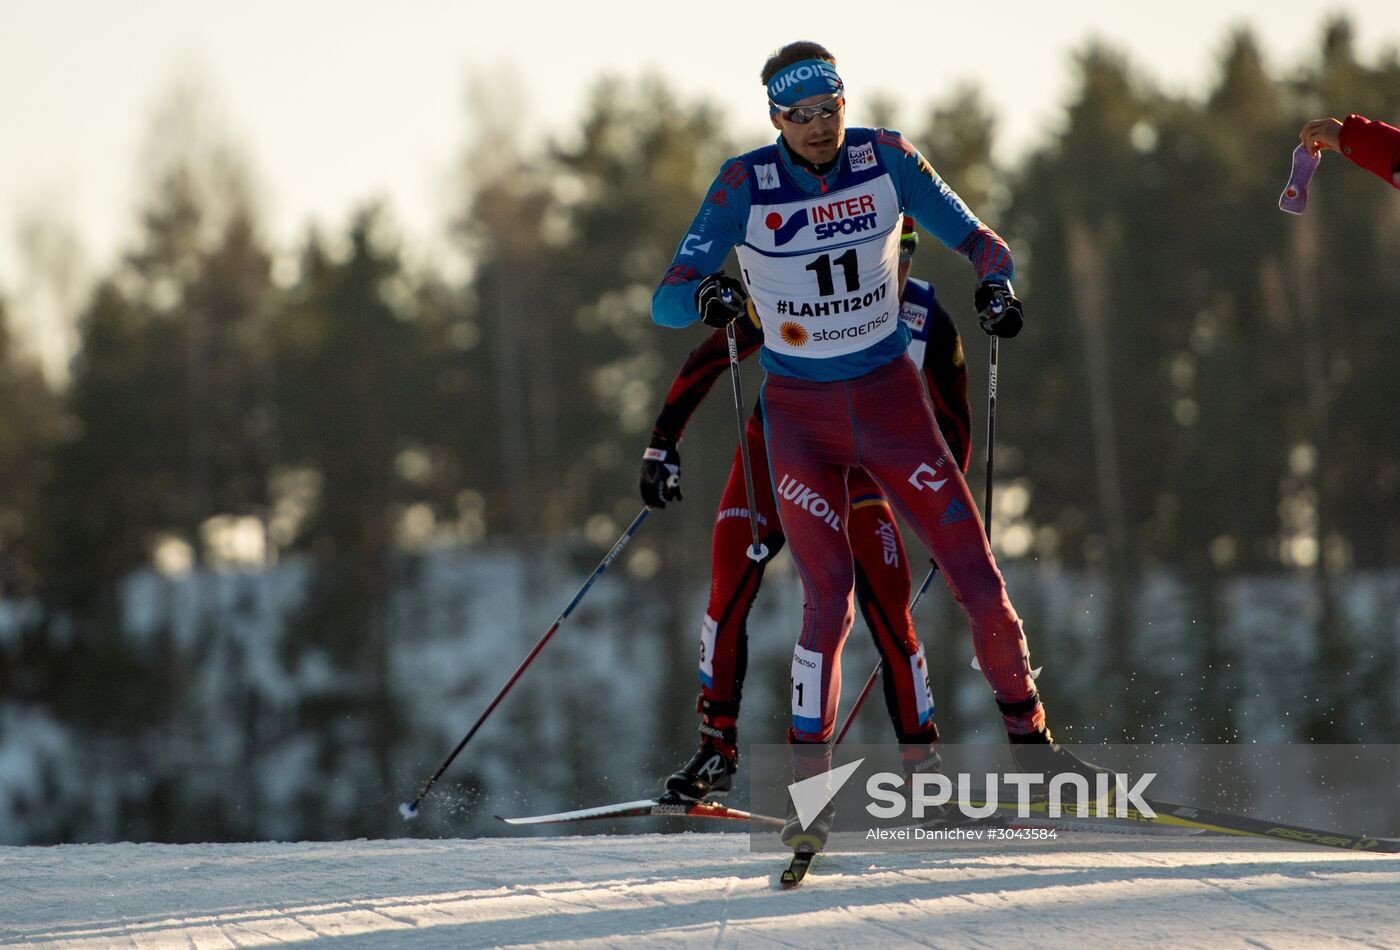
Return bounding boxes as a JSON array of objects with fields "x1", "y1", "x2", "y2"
[{"x1": 766, "y1": 58, "x2": 844, "y2": 109}]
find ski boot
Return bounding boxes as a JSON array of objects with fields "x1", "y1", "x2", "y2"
[
  {"x1": 782, "y1": 795, "x2": 836, "y2": 854},
  {"x1": 663, "y1": 736, "x2": 737, "y2": 802},
  {"x1": 901, "y1": 729, "x2": 1002, "y2": 829},
  {"x1": 998, "y1": 693, "x2": 1109, "y2": 807},
  {"x1": 1007, "y1": 719, "x2": 1115, "y2": 817},
  {"x1": 781, "y1": 738, "x2": 836, "y2": 853},
  {"x1": 1007, "y1": 726, "x2": 1108, "y2": 782},
  {"x1": 663, "y1": 699, "x2": 740, "y2": 802},
  {"x1": 899, "y1": 731, "x2": 973, "y2": 829}
]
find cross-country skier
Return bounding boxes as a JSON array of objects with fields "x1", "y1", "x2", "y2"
[
  {"x1": 651, "y1": 40, "x2": 1087, "y2": 852},
  {"x1": 1300, "y1": 114, "x2": 1400, "y2": 190},
  {"x1": 643, "y1": 216, "x2": 971, "y2": 803}
]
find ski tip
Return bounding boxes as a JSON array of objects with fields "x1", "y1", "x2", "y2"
[{"x1": 398, "y1": 802, "x2": 419, "y2": 820}]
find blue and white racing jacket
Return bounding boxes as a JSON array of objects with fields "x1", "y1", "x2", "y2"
[{"x1": 652, "y1": 128, "x2": 1013, "y2": 382}]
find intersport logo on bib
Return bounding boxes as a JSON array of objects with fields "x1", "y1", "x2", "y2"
[{"x1": 765, "y1": 193, "x2": 879, "y2": 247}]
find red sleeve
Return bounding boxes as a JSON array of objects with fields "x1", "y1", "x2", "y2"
[
  {"x1": 1339, "y1": 114, "x2": 1400, "y2": 190},
  {"x1": 651, "y1": 309, "x2": 763, "y2": 442}
]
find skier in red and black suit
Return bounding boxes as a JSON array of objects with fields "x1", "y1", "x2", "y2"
[
  {"x1": 1301, "y1": 114, "x2": 1400, "y2": 190},
  {"x1": 642, "y1": 217, "x2": 971, "y2": 801}
]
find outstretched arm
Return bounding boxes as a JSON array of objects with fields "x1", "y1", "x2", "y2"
[
  {"x1": 1339, "y1": 114, "x2": 1400, "y2": 189},
  {"x1": 1301, "y1": 114, "x2": 1400, "y2": 189}
]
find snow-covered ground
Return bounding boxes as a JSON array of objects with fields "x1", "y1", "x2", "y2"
[{"x1": 3, "y1": 833, "x2": 1398, "y2": 949}]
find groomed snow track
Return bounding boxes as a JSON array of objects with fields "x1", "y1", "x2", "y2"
[{"x1": 3, "y1": 833, "x2": 1398, "y2": 948}]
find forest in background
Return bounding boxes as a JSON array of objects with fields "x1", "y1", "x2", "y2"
[{"x1": 1, "y1": 20, "x2": 1399, "y2": 843}]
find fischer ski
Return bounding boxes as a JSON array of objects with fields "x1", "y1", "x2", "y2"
[
  {"x1": 993, "y1": 792, "x2": 1400, "y2": 853},
  {"x1": 500, "y1": 796, "x2": 784, "y2": 827},
  {"x1": 1131, "y1": 796, "x2": 1399, "y2": 852}
]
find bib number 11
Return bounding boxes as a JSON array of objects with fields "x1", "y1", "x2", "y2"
[{"x1": 804, "y1": 249, "x2": 860, "y2": 296}]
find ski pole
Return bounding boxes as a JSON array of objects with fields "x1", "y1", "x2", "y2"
[
  {"x1": 984, "y1": 336, "x2": 999, "y2": 540},
  {"x1": 400, "y1": 506, "x2": 651, "y2": 818},
  {"x1": 725, "y1": 317, "x2": 768, "y2": 562},
  {"x1": 834, "y1": 562, "x2": 939, "y2": 745}
]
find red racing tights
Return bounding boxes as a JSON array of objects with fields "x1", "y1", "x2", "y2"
[
  {"x1": 760, "y1": 355, "x2": 1044, "y2": 743},
  {"x1": 698, "y1": 408, "x2": 939, "y2": 746}
]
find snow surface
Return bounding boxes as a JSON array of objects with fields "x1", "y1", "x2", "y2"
[{"x1": 2, "y1": 833, "x2": 1398, "y2": 949}]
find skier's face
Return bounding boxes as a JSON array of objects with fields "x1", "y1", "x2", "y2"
[{"x1": 771, "y1": 93, "x2": 845, "y2": 165}]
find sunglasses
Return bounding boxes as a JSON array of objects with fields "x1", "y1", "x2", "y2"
[{"x1": 771, "y1": 94, "x2": 844, "y2": 125}]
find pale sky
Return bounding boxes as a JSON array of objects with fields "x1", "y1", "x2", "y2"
[{"x1": 1, "y1": 1, "x2": 1397, "y2": 375}]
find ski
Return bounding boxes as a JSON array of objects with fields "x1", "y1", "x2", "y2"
[
  {"x1": 499, "y1": 796, "x2": 784, "y2": 827},
  {"x1": 993, "y1": 793, "x2": 1400, "y2": 853},
  {"x1": 1134, "y1": 796, "x2": 1400, "y2": 852},
  {"x1": 780, "y1": 850, "x2": 816, "y2": 887}
]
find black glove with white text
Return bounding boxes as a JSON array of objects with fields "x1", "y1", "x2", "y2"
[
  {"x1": 640, "y1": 434, "x2": 683, "y2": 508},
  {"x1": 975, "y1": 281, "x2": 1024, "y2": 338},
  {"x1": 696, "y1": 273, "x2": 749, "y2": 329}
]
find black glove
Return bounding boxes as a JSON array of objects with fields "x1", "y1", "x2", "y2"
[
  {"x1": 975, "y1": 281, "x2": 1024, "y2": 338},
  {"x1": 640, "y1": 435, "x2": 683, "y2": 508},
  {"x1": 696, "y1": 273, "x2": 749, "y2": 329}
]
